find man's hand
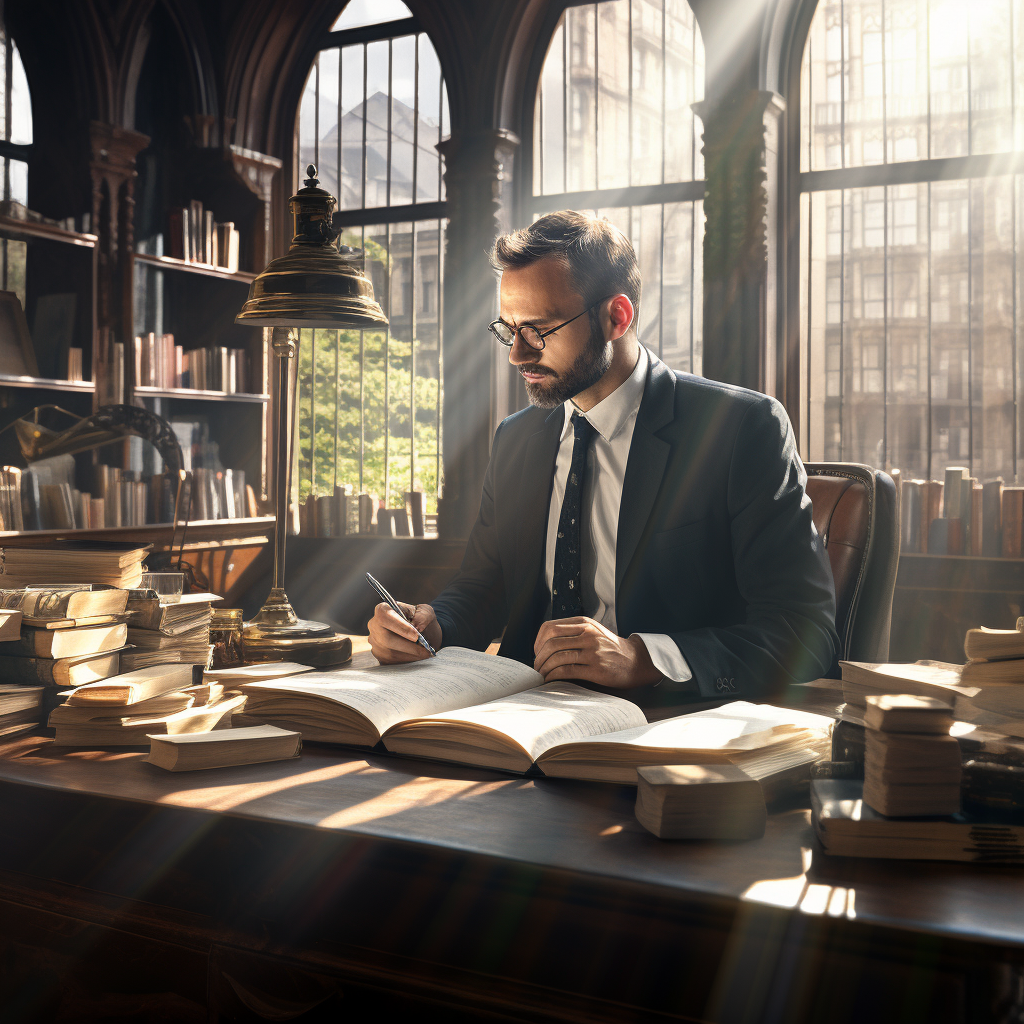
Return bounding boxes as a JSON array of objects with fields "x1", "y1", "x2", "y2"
[
  {"x1": 533, "y1": 617, "x2": 661, "y2": 688},
  {"x1": 368, "y1": 601, "x2": 443, "y2": 664}
]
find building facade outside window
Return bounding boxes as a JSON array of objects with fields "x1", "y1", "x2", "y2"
[
  {"x1": 295, "y1": 0, "x2": 448, "y2": 527},
  {"x1": 799, "y1": 0, "x2": 1023, "y2": 485},
  {"x1": 533, "y1": 0, "x2": 705, "y2": 374}
]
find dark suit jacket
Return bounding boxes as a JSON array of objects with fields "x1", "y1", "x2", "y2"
[{"x1": 432, "y1": 352, "x2": 839, "y2": 703}]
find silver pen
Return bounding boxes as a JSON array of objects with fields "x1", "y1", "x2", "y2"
[{"x1": 365, "y1": 572, "x2": 437, "y2": 656}]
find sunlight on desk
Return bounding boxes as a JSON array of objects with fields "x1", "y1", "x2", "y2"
[
  {"x1": 317, "y1": 775, "x2": 511, "y2": 829},
  {"x1": 741, "y1": 843, "x2": 857, "y2": 919}
]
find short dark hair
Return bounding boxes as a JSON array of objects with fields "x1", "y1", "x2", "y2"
[{"x1": 490, "y1": 211, "x2": 641, "y2": 328}]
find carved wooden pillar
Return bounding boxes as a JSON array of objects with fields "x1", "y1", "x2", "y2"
[
  {"x1": 693, "y1": 91, "x2": 785, "y2": 395},
  {"x1": 89, "y1": 121, "x2": 149, "y2": 407},
  {"x1": 436, "y1": 129, "x2": 519, "y2": 540}
]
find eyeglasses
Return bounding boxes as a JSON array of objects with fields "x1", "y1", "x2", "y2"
[{"x1": 488, "y1": 295, "x2": 614, "y2": 350}]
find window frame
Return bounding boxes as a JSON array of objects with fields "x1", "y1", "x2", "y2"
[{"x1": 292, "y1": 9, "x2": 448, "y2": 521}]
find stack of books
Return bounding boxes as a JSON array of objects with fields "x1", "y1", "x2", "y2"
[
  {"x1": 862, "y1": 694, "x2": 961, "y2": 817},
  {"x1": 0, "y1": 544, "x2": 148, "y2": 589},
  {"x1": 0, "y1": 586, "x2": 126, "y2": 711},
  {"x1": 47, "y1": 664, "x2": 245, "y2": 746},
  {"x1": 121, "y1": 590, "x2": 218, "y2": 673},
  {"x1": 0, "y1": 684, "x2": 44, "y2": 738}
]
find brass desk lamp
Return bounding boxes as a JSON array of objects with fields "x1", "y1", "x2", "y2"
[{"x1": 236, "y1": 165, "x2": 388, "y2": 664}]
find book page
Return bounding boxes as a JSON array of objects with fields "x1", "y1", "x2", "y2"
[
  {"x1": 243, "y1": 647, "x2": 543, "y2": 735},
  {"x1": 386, "y1": 681, "x2": 647, "y2": 760},
  {"x1": 539, "y1": 702, "x2": 834, "y2": 759}
]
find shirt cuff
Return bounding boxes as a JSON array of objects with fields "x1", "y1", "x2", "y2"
[{"x1": 631, "y1": 633, "x2": 693, "y2": 684}]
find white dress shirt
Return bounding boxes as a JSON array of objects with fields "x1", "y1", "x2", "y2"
[{"x1": 543, "y1": 345, "x2": 692, "y2": 683}]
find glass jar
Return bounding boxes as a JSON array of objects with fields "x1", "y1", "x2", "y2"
[{"x1": 209, "y1": 608, "x2": 244, "y2": 668}]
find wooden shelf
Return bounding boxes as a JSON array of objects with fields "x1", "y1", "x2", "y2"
[
  {"x1": 0, "y1": 374, "x2": 95, "y2": 393},
  {"x1": 134, "y1": 251, "x2": 256, "y2": 283},
  {"x1": 135, "y1": 386, "x2": 269, "y2": 403},
  {"x1": 0, "y1": 516, "x2": 275, "y2": 551},
  {"x1": 0, "y1": 214, "x2": 97, "y2": 248}
]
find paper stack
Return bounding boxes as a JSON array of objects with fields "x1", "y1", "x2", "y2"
[
  {"x1": 120, "y1": 590, "x2": 218, "y2": 672},
  {"x1": 48, "y1": 664, "x2": 245, "y2": 746},
  {"x1": 635, "y1": 764, "x2": 767, "y2": 840},
  {"x1": 862, "y1": 694, "x2": 962, "y2": 816}
]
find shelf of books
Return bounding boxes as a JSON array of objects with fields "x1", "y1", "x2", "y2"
[
  {"x1": 0, "y1": 374, "x2": 94, "y2": 392},
  {"x1": 0, "y1": 516, "x2": 275, "y2": 551}
]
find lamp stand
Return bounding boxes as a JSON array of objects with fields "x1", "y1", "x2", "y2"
[{"x1": 241, "y1": 326, "x2": 351, "y2": 666}]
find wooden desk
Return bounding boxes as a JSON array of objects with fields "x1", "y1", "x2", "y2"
[{"x1": 0, "y1": 705, "x2": 1022, "y2": 1021}]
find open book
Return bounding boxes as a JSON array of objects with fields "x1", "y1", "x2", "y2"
[{"x1": 239, "y1": 647, "x2": 833, "y2": 781}]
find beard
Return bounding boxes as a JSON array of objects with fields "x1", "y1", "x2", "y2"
[{"x1": 522, "y1": 321, "x2": 612, "y2": 408}]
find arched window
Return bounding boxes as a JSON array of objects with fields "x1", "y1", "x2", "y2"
[
  {"x1": 0, "y1": 23, "x2": 31, "y2": 303},
  {"x1": 294, "y1": 0, "x2": 448, "y2": 531},
  {"x1": 799, "y1": 0, "x2": 1021, "y2": 488},
  {"x1": 533, "y1": 0, "x2": 704, "y2": 373}
]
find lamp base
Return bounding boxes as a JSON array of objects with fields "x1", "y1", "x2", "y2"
[{"x1": 242, "y1": 588, "x2": 352, "y2": 668}]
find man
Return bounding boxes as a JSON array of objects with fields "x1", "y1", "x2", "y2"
[{"x1": 368, "y1": 211, "x2": 838, "y2": 704}]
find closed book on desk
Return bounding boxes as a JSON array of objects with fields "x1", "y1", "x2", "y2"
[
  {"x1": 65, "y1": 663, "x2": 194, "y2": 706},
  {"x1": 2, "y1": 622, "x2": 126, "y2": 659},
  {"x1": 0, "y1": 675, "x2": 43, "y2": 736},
  {"x1": 812, "y1": 779, "x2": 1024, "y2": 864},
  {"x1": 146, "y1": 724, "x2": 301, "y2": 771},
  {"x1": 49, "y1": 689, "x2": 195, "y2": 724},
  {"x1": 0, "y1": 651, "x2": 120, "y2": 688},
  {"x1": 964, "y1": 625, "x2": 1024, "y2": 663},
  {"x1": 53, "y1": 693, "x2": 244, "y2": 747},
  {"x1": 634, "y1": 764, "x2": 767, "y2": 840}
]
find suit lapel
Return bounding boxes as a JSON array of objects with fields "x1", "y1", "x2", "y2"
[
  {"x1": 615, "y1": 355, "x2": 676, "y2": 596},
  {"x1": 515, "y1": 406, "x2": 564, "y2": 601}
]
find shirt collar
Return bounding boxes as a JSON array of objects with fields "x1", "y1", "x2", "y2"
[{"x1": 559, "y1": 344, "x2": 649, "y2": 443}]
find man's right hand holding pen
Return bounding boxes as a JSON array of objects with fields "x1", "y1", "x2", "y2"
[{"x1": 368, "y1": 600, "x2": 443, "y2": 664}]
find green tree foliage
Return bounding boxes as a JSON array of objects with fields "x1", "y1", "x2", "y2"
[{"x1": 295, "y1": 327, "x2": 442, "y2": 511}]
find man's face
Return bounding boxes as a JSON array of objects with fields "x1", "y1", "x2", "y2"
[{"x1": 498, "y1": 259, "x2": 611, "y2": 409}]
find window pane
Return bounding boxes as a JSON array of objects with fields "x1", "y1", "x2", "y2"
[
  {"x1": 391, "y1": 36, "x2": 416, "y2": 205},
  {"x1": 593, "y1": 201, "x2": 703, "y2": 375},
  {"x1": 416, "y1": 34, "x2": 442, "y2": 203},
  {"x1": 803, "y1": 0, "x2": 1022, "y2": 171},
  {"x1": 9, "y1": 42, "x2": 31, "y2": 146},
  {"x1": 316, "y1": 48, "x2": 340, "y2": 202},
  {"x1": 801, "y1": 178, "x2": 1021, "y2": 483},
  {"x1": 536, "y1": 0, "x2": 703, "y2": 193},
  {"x1": 332, "y1": 0, "x2": 412, "y2": 32}
]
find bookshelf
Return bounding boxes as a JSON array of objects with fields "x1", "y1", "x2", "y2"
[{"x1": 133, "y1": 250, "x2": 256, "y2": 284}]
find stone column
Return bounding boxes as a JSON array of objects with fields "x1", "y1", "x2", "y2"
[
  {"x1": 693, "y1": 91, "x2": 785, "y2": 397},
  {"x1": 436, "y1": 128, "x2": 519, "y2": 541}
]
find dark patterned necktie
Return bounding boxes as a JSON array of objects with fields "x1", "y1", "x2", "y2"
[{"x1": 551, "y1": 412, "x2": 596, "y2": 618}]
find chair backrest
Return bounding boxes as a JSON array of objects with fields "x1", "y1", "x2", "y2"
[{"x1": 804, "y1": 463, "x2": 901, "y2": 664}]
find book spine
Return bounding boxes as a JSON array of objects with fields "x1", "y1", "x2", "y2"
[
  {"x1": 983, "y1": 479, "x2": 1004, "y2": 557},
  {"x1": 1003, "y1": 487, "x2": 1024, "y2": 558}
]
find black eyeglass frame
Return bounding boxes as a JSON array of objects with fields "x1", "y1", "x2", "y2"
[{"x1": 487, "y1": 295, "x2": 616, "y2": 350}]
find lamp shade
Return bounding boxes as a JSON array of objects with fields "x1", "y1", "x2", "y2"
[{"x1": 236, "y1": 164, "x2": 388, "y2": 330}]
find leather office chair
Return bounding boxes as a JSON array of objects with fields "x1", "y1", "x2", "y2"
[{"x1": 804, "y1": 463, "x2": 900, "y2": 665}]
